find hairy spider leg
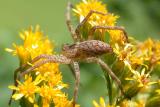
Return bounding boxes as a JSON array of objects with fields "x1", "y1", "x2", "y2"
[
  {"x1": 85, "y1": 57, "x2": 125, "y2": 95},
  {"x1": 19, "y1": 55, "x2": 71, "y2": 78},
  {"x1": 72, "y1": 62, "x2": 80, "y2": 107},
  {"x1": 66, "y1": 2, "x2": 78, "y2": 42},
  {"x1": 66, "y1": 3, "x2": 83, "y2": 106},
  {"x1": 88, "y1": 26, "x2": 128, "y2": 42},
  {"x1": 75, "y1": 10, "x2": 110, "y2": 41},
  {"x1": 9, "y1": 54, "x2": 71, "y2": 105}
]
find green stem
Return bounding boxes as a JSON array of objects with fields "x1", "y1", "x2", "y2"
[
  {"x1": 103, "y1": 68, "x2": 113, "y2": 105},
  {"x1": 20, "y1": 97, "x2": 33, "y2": 107}
]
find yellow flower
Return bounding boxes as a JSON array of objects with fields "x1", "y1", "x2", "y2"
[
  {"x1": 9, "y1": 75, "x2": 42, "y2": 103},
  {"x1": 113, "y1": 42, "x2": 148, "y2": 72},
  {"x1": 44, "y1": 71, "x2": 62, "y2": 87},
  {"x1": 39, "y1": 84, "x2": 67, "y2": 107},
  {"x1": 125, "y1": 68, "x2": 157, "y2": 88},
  {"x1": 156, "y1": 89, "x2": 160, "y2": 95},
  {"x1": 7, "y1": 26, "x2": 75, "y2": 106},
  {"x1": 73, "y1": 0, "x2": 118, "y2": 41},
  {"x1": 113, "y1": 43, "x2": 136, "y2": 71},
  {"x1": 6, "y1": 26, "x2": 59, "y2": 76},
  {"x1": 73, "y1": 0, "x2": 107, "y2": 23},
  {"x1": 109, "y1": 30, "x2": 127, "y2": 45},
  {"x1": 73, "y1": 0, "x2": 118, "y2": 26},
  {"x1": 6, "y1": 25, "x2": 53, "y2": 65},
  {"x1": 93, "y1": 97, "x2": 113, "y2": 107},
  {"x1": 136, "y1": 38, "x2": 160, "y2": 66},
  {"x1": 120, "y1": 100, "x2": 145, "y2": 107},
  {"x1": 39, "y1": 83, "x2": 79, "y2": 107},
  {"x1": 113, "y1": 43, "x2": 133, "y2": 61},
  {"x1": 54, "y1": 96, "x2": 80, "y2": 107}
]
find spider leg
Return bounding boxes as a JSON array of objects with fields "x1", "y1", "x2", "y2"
[
  {"x1": 19, "y1": 55, "x2": 71, "y2": 78},
  {"x1": 75, "y1": 10, "x2": 110, "y2": 41},
  {"x1": 66, "y1": 2, "x2": 77, "y2": 42},
  {"x1": 9, "y1": 54, "x2": 62, "y2": 105},
  {"x1": 23, "y1": 54, "x2": 62, "y2": 74},
  {"x1": 30, "y1": 54, "x2": 58, "y2": 64},
  {"x1": 72, "y1": 62, "x2": 80, "y2": 107},
  {"x1": 85, "y1": 57, "x2": 125, "y2": 95},
  {"x1": 88, "y1": 26, "x2": 128, "y2": 42},
  {"x1": 9, "y1": 55, "x2": 71, "y2": 105}
]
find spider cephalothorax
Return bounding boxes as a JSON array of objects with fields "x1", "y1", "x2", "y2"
[{"x1": 9, "y1": 2, "x2": 128, "y2": 107}]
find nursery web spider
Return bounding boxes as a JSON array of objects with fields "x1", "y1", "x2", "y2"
[{"x1": 9, "y1": 2, "x2": 128, "y2": 106}]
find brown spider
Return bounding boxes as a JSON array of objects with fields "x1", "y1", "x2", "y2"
[{"x1": 9, "y1": 2, "x2": 128, "y2": 106}]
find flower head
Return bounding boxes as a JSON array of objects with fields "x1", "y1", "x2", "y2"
[
  {"x1": 73, "y1": 0, "x2": 107, "y2": 23},
  {"x1": 39, "y1": 84, "x2": 68, "y2": 107},
  {"x1": 93, "y1": 97, "x2": 112, "y2": 107},
  {"x1": 73, "y1": 0, "x2": 119, "y2": 41},
  {"x1": 7, "y1": 26, "x2": 78, "y2": 106},
  {"x1": 6, "y1": 25, "x2": 53, "y2": 65},
  {"x1": 126, "y1": 68, "x2": 157, "y2": 88},
  {"x1": 73, "y1": 0, "x2": 118, "y2": 26},
  {"x1": 9, "y1": 75, "x2": 42, "y2": 103}
]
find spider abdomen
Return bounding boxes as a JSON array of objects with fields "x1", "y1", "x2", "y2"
[
  {"x1": 74, "y1": 40, "x2": 112, "y2": 58},
  {"x1": 62, "y1": 40, "x2": 113, "y2": 59}
]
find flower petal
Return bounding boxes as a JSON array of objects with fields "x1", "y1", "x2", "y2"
[
  {"x1": 12, "y1": 93, "x2": 24, "y2": 100},
  {"x1": 8, "y1": 85, "x2": 19, "y2": 90}
]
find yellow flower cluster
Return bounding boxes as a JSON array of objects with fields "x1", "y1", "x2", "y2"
[
  {"x1": 119, "y1": 99, "x2": 145, "y2": 107},
  {"x1": 7, "y1": 26, "x2": 79, "y2": 107},
  {"x1": 113, "y1": 39, "x2": 160, "y2": 92},
  {"x1": 136, "y1": 38, "x2": 160, "y2": 66},
  {"x1": 73, "y1": 0, "x2": 126, "y2": 44},
  {"x1": 73, "y1": 0, "x2": 118, "y2": 26},
  {"x1": 6, "y1": 26, "x2": 53, "y2": 65}
]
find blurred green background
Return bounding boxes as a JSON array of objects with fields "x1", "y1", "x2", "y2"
[{"x1": 0, "y1": 0, "x2": 159, "y2": 107}]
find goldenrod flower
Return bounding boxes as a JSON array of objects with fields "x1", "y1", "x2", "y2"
[
  {"x1": 113, "y1": 42, "x2": 148, "y2": 72},
  {"x1": 136, "y1": 38, "x2": 160, "y2": 66},
  {"x1": 73, "y1": 0, "x2": 107, "y2": 23},
  {"x1": 120, "y1": 100, "x2": 145, "y2": 107},
  {"x1": 6, "y1": 26, "x2": 59, "y2": 76},
  {"x1": 6, "y1": 25, "x2": 53, "y2": 65},
  {"x1": 125, "y1": 68, "x2": 157, "y2": 88},
  {"x1": 93, "y1": 97, "x2": 112, "y2": 107},
  {"x1": 39, "y1": 84, "x2": 68, "y2": 107},
  {"x1": 7, "y1": 26, "x2": 78, "y2": 107},
  {"x1": 9, "y1": 75, "x2": 42, "y2": 103},
  {"x1": 73, "y1": 0, "x2": 118, "y2": 26},
  {"x1": 113, "y1": 43, "x2": 133, "y2": 61},
  {"x1": 73, "y1": 0, "x2": 118, "y2": 41},
  {"x1": 7, "y1": 26, "x2": 77, "y2": 106},
  {"x1": 54, "y1": 96, "x2": 80, "y2": 107},
  {"x1": 109, "y1": 30, "x2": 127, "y2": 45},
  {"x1": 113, "y1": 43, "x2": 137, "y2": 71}
]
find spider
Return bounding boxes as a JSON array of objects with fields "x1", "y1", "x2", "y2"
[{"x1": 9, "y1": 2, "x2": 128, "y2": 106}]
